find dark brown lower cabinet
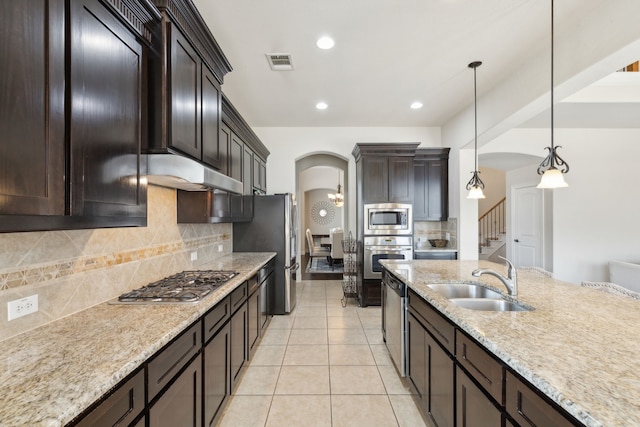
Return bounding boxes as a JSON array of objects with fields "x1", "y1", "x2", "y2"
[
  {"x1": 407, "y1": 311, "x2": 427, "y2": 399},
  {"x1": 230, "y1": 299, "x2": 248, "y2": 391},
  {"x1": 203, "y1": 322, "x2": 230, "y2": 427},
  {"x1": 149, "y1": 354, "x2": 202, "y2": 427},
  {"x1": 506, "y1": 371, "x2": 576, "y2": 427},
  {"x1": 248, "y1": 285, "x2": 260, "y2": 357},
  {"x1": 407, "y1": 311, "x2": 454, "y2": 427},
  {"x1": 456, "y1": 366, "x2": 502, "y2": 427},
  {"x1": 360, "y1": 280, "x2": 382, "y2": 307},
  {"x1": 404, "y1": 285, "x2": 583, "y2": 427},
  {"x1": 74, "y1": 369, "x2": 145, "y2": 427}
]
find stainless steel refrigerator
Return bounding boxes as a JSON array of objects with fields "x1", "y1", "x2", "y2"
[{"x1": 233, "y1": 194, "x2": 299, "y2": 314}]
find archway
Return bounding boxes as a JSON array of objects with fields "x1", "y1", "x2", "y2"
[{"x1": 295, "y1": 153, "x2": 349, "y2": 281}]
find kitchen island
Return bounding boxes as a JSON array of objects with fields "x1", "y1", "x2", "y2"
[
  {"x1": 0, "y1": 252, "x2": 275, "y2": 427},
  {"x1": 381, "y1": 259, "x2": 640, "y2": 427}
]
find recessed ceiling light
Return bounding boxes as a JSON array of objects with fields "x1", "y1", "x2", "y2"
[
  {"x1": 316, "y1": 36, "x2": 335, "y2": 50},
  {"x1": 410, "y1": 101, "x2": 423, "y2": 109},
  {"x1": 316, "y1": 102, "x2": 328, "y2": 110}
]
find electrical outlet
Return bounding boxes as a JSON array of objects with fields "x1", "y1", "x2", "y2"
[
  {"x1": 445, "y1": 232, "x2": 451, "y2": 240},
  {"x1": 218, "y1": 244, "x2": 224, "y2": 252},
  {"x1": 190, "y1": 251, "x2": 198, "y2": 262},
  {"x1": 8, "y1": 294, "x2": 38, "y2": 321}
]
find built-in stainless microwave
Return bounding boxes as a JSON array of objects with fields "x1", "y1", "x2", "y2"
[{"x1": 364, "y1": 203, "x2": 412, "y2": 235}]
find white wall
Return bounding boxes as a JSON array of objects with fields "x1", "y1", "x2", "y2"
[
  {"x1": 253, "y1": 126, "x2": 441, "y2": 235},
  {"x1": 478, "y1": 167, "x2": 506, "y2": 216},
  {"x1": 501, "y1": 128, "x2": 640, "y2": 284}
]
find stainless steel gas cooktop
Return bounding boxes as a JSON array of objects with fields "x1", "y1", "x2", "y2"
[{"x1": 113, "y1": 270, "x2": 238, "y2": 304}]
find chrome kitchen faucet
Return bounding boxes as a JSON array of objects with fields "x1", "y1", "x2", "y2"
[{"x1": 472, "y1": 256, "x2": 518, "y2": 297}]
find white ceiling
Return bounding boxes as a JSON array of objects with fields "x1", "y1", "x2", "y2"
[{"x1": 193, "y1": 0, "x2": 607, "y2": 128}]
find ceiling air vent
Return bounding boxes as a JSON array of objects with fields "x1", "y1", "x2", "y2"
[{"x1": 266, "y1": 53, "x2": 295, "y2": 71}]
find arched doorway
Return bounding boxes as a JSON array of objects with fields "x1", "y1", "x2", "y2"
[{"x1": 295, "y1": 153, "x2": 349, "y2": 281}]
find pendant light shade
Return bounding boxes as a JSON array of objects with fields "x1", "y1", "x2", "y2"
[
  {"x1": 537, "y1": 0, "x2": 569, "y2": 189},
  {"x1": 466, "y1": 61, "x2": 485, "y2": 199}
]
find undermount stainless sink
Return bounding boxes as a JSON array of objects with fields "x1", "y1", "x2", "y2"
[
  {"x1": 427, "y1": 282, "x2": 504, "y2": 299},
  {"x1": 449, "y1": 298, "x2": 534, "y2": 312},
  {"x1": 427, "y1": 282, "x2": 534, "y2": 312}
]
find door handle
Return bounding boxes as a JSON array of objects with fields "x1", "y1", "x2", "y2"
[{"x1": 514, "y1": 239, "x2": 520, "y2": 242}]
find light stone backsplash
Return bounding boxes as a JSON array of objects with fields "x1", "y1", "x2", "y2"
[
  {"x1": 414, "y1": 219, "x2": 457, "y2": 249},
  {"x1": 0, "y1": 185, "x2": 232, "y2": 342}
]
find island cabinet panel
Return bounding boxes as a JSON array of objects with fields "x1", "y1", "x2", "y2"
[
  {"x1": 413, "y1": 148, "x2": 450, "y2": 221},
  {"x1": 149, "y1": 353, "x2": 202, "y2": 427},
  {"x1": 74, "y1": 368, "x2": 145, "y2": 427},
  {"x1": 408, "y1": 289, "x2": 455, "y2": 427},
  {"x1": 456, "y1": 366, "x2": 502, "y2": 427},
  {"x1": 506, "y1": 371, "x2": 577, "y2": 427},
  {"x1": 456, "y1": 330, "x2": 504, "y2": 405}
]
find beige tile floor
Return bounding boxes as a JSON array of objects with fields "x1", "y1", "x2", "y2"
[{"x1": 216, "y1": 280, "x2": 428, "y2": 427}]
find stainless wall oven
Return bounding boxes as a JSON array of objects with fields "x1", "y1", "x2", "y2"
[
  {"x1": 363, "y1": 236, "x2": 413, "y2": 280},
  {"x1": 364, "y1": 203, "x2": 412, "y2": 235}
]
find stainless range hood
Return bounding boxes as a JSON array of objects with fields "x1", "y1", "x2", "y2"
[{"x1": 144, "y1": 154, "x2": 243, "y2": 194}]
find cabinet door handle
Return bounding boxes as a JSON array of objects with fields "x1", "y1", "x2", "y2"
[{"x1": 514, "y1": 239, "x2": 520, "y2": 243}]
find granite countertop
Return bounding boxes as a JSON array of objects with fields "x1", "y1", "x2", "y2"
[
  {"x1": 0, "y1": 252, "x2": 275, "y2": 427},
  {"x1": 380, "y1": 259, "x2": 640, "y2": 427}
]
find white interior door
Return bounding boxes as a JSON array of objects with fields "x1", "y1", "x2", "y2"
[{"x1": 512, "y1": 185, "x2": 543, "y2": 268}]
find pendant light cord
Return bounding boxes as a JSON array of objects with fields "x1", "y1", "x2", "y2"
[
  {"x1": 550, "y1": 0, "x2": 555, "y2": 165},
  {"x1": 474, "y1": 64, "x2": 478, "y2": 171}
]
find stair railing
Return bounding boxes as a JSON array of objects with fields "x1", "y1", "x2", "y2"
[{"x1": 479, "y1": 197, "x2": 506, "y2": 248}]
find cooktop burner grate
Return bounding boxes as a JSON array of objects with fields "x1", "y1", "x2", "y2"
[{"x1": 115, "y1": 270, "x2": 238, "y2": 304}]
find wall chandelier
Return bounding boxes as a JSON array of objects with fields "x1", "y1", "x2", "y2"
[{"x1": 537, "y1": 0, "x2": 569, "y2": 188}]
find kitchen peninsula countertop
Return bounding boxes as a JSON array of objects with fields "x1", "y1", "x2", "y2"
[
  {"x1": 380, "y1": 259, "x2": 640, "y2": 427},
  {"x1": 0, "y1": 252, "x2": 275, "y2": 427}
]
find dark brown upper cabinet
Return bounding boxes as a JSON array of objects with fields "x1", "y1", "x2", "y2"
[
  {"x1": 221, "y1": 94, "x2": 269, "y2": 195},
  {"x1": 413, "y1": 148, "x2": 450, "y2": 221},
  {"x1": 148, "y1": 0, "x2": 232, "y2": 172},
  {"x1": 353, "y1": 143, "x2": 419, "y2": 205},
  {"x1": 0, "y1": 0, "x2": 154, "y2": 232}
]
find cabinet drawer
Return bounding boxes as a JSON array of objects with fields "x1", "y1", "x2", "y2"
[
  {"x1": 148, "y1": 321, "x2": 201, "y2": 401},
  {"x1": 248, "y1": 274, "x2": 259, "y2": 296},
  {"x1": 258, "y1": 259, "x2": 275, "y2": 283},
  {"x1": 204, "y1": 296, "x2": 230, "y2": 343},
  {"x1": 456, "y1": 331, "x2": 504, "y2": 405},
  {"x1": 408, "y1": 289, "x2": 455, "y2": 354},
  {"x1": 506, "y1": 371, "x2": 577, "y2": 427},
  {"x1": 231, "y1": 281, "x2": 248, "y2": 313},
  {"x1": 75, "y1": 368, "x2": 144, "y2": 427}
]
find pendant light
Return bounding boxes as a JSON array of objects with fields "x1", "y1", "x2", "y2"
[
  {"x1": 466, "y1": 61, "x2": 485, "y2": 199},
  {"x1": 327, "y1": 171, "x2": 344, "y2": 207},
  {"x1": 537, "y1": 0, "x2": 569, "y2": 188}
]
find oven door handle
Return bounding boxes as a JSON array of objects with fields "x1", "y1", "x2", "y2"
[{"x1": 365, "y1": 247, "x2": 411, "y2": 252}]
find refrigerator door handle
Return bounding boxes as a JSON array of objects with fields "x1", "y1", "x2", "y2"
[{"x1": 286, "y1": 262, "x2": 299, "y2": 271}]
